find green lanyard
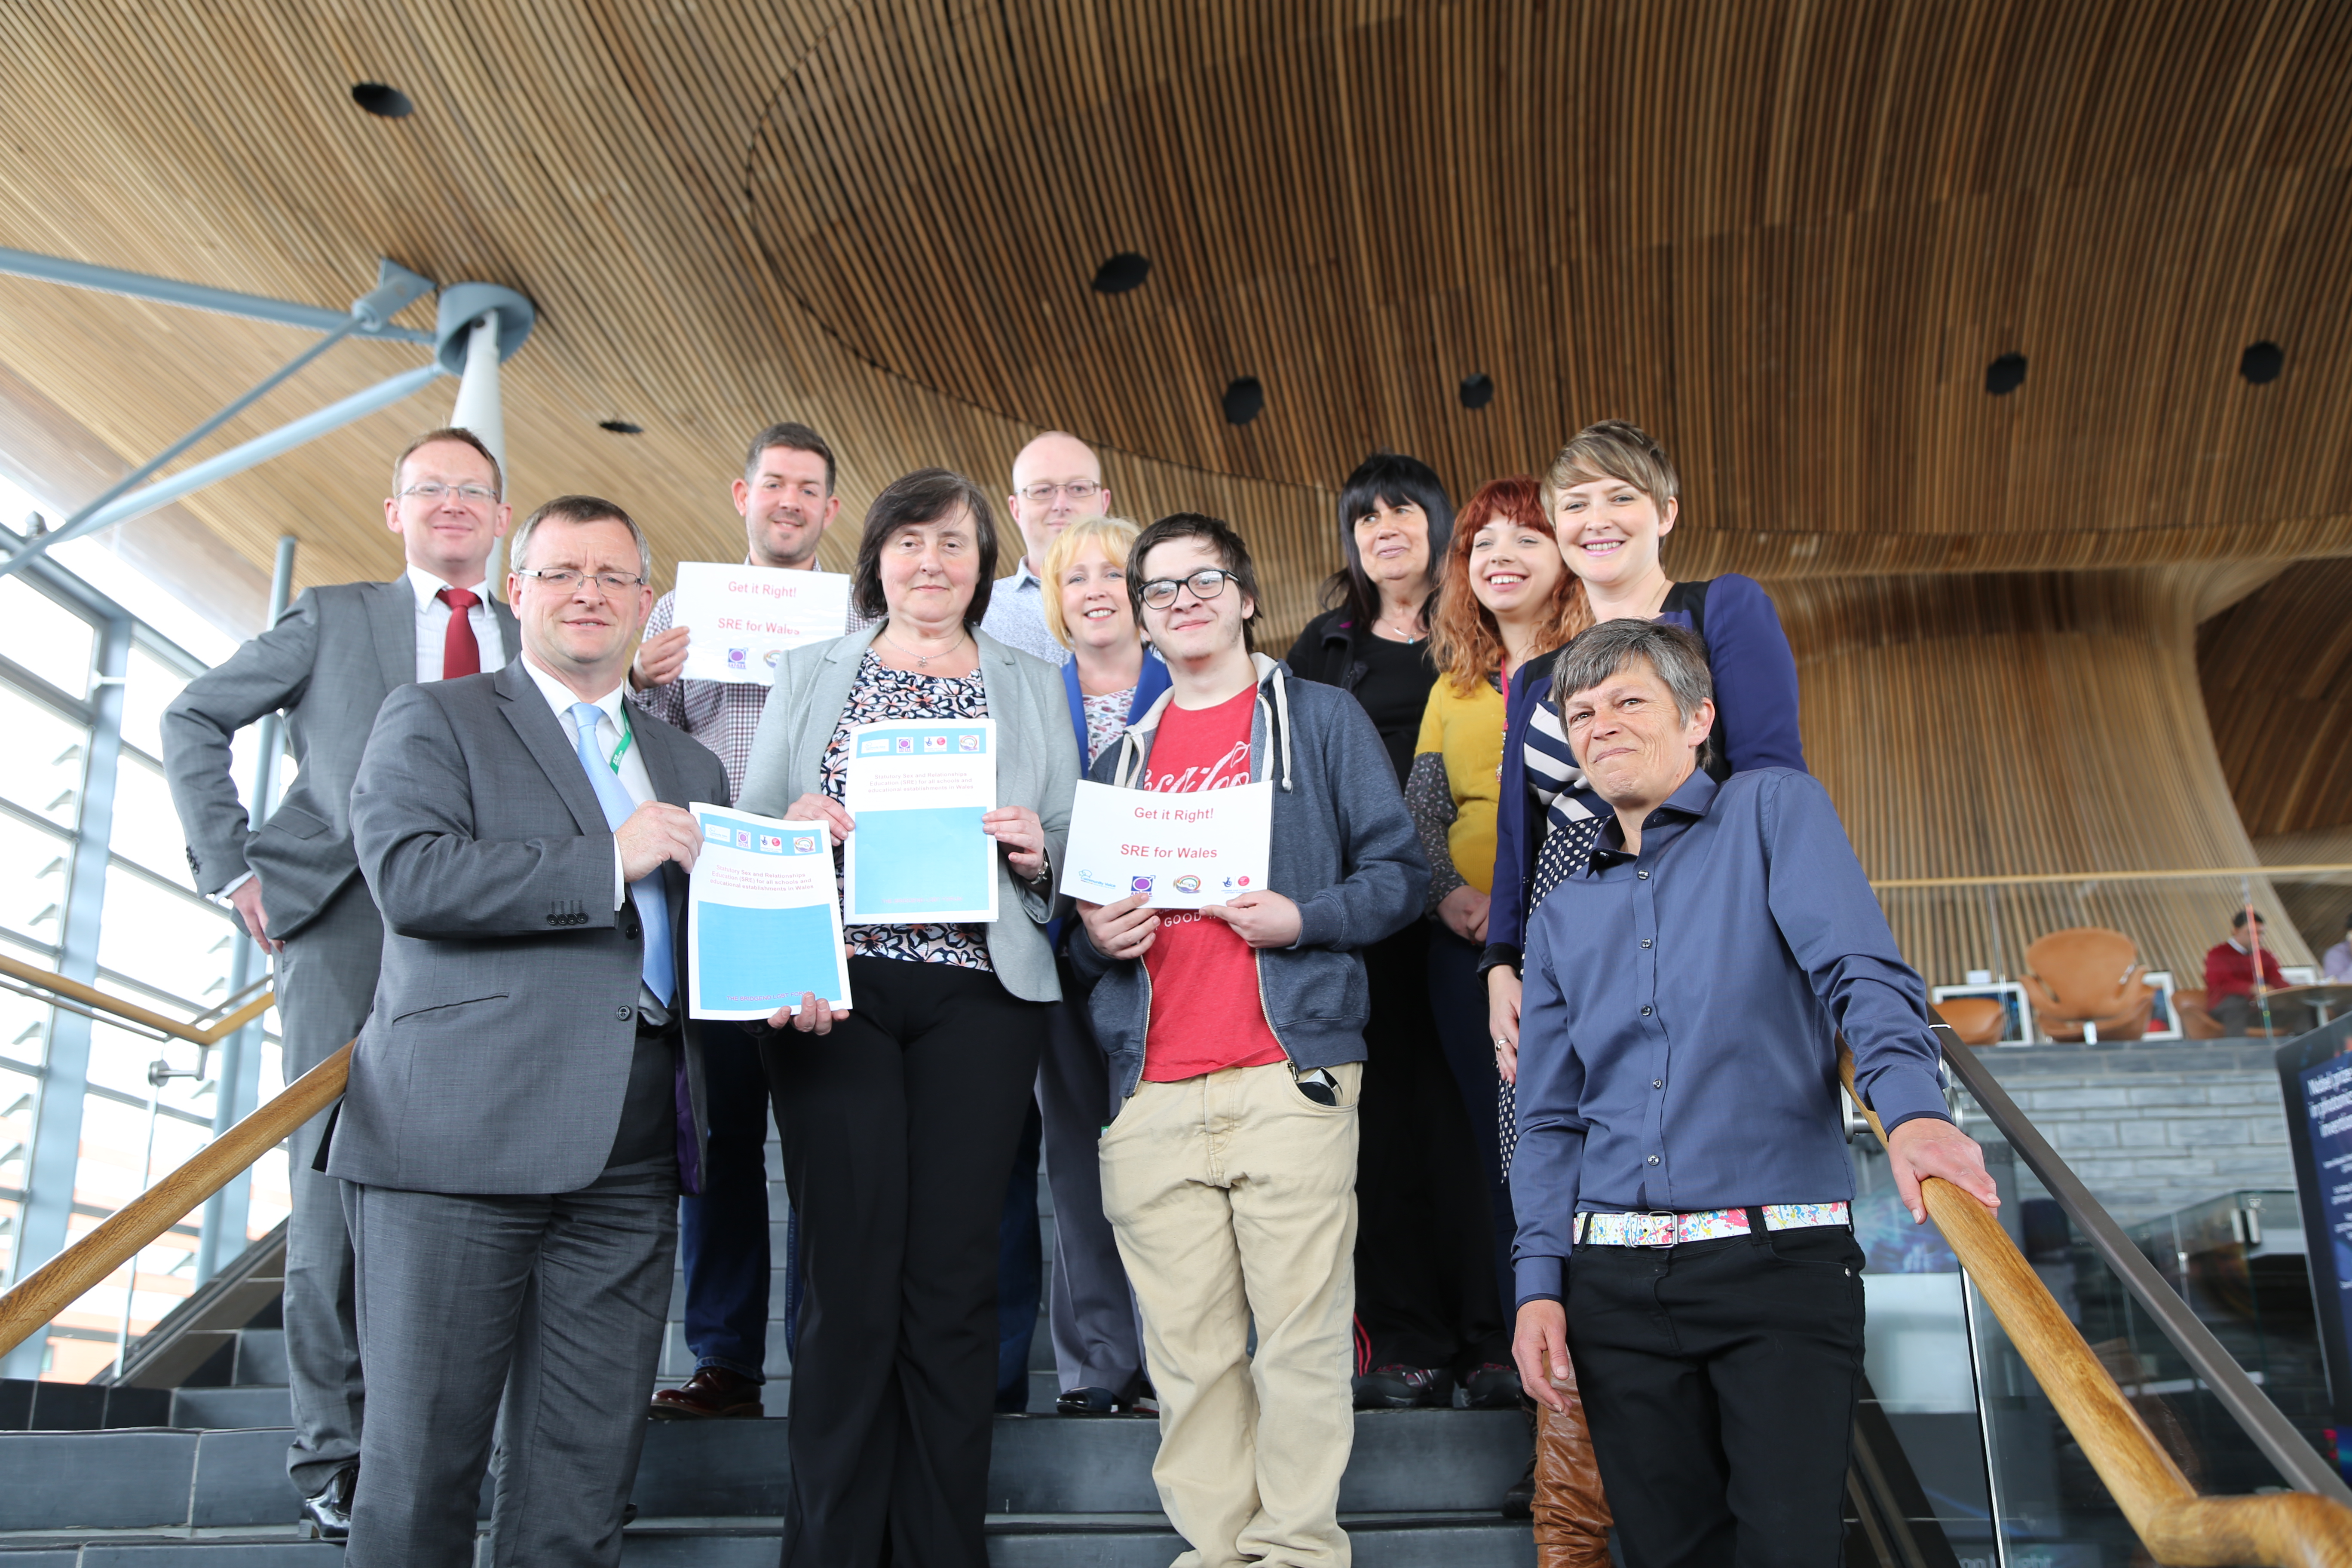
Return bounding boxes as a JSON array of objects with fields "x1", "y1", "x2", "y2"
[{"x1": 603, "y1": 707, "x2": 634, "y2": 774}]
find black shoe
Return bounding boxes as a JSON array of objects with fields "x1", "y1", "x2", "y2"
[
  {"x1": 1129, "y1": 1377, "x2": 1159, "y2": 1418},
  {"x1": 1462, "y1": 1362, "x2": 1523, "y2": 1409},
  {"x1": 1057, "y1": 1386, "x2": 1127, "y2": 1415},
  {"x1": 1353, "y1": 1365, "x2": 1455, "y2": 1410},
  {"x1": 302, "y1": 1464, "x2": 357, "y2": 1543}
]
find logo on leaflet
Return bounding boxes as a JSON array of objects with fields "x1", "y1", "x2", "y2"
[
  {"x1": 735, "y1": 830, "x2": 754, "y2": 849},
  {"x1": 1130, "y1": 876, "x2": 1154, "y2": 894},
  {"x1": 791, "y1": 835, "x2": 819, "y2": 855},
  {"x1": 895, "y1": 737, "x2": 915, "y2": 753},
  {"x1": 704, "y1": 822, "x2": 732, "y2": 843},
  {"x1": 758, "y1": 834, "x2": 783, "y2": 852},
  {"x1": 726, "y1": 647, "x2": 748, "y2": 671},
  {"x1": 1078, "y1": 869, "x2": 1121, "y2": 891},
  {"x1": 859, "y1": 736, "x2": 891, "y2": 756},
  {"x1": 922, "y1": 735, "x2": 947, "y2": 752},
  {"x1": 958, "y1": 734, "x2": 981, "y2": 752},
  {"x1": 1173, "y1": 875, "x2": 1202, "y2": 894}
]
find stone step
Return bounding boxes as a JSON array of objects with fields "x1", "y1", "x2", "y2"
[
  {"x1": 0, "y1": 1512, "x2": 1538, "y2": 1566},
  {"x1": 168, "y1": 1388, "x2": 291, "y2": 1432},
  {"x1": 230, "y1": 1331, "x2": 283, "y2": 1390},
  {"x1": 0, "y1": 1410, "x2": 1527, "y2": 1535}
]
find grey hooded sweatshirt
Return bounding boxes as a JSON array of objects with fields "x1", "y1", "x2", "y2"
[{"x1": 1073, "y1": 653, "x2": 1429, "y2": 1107}]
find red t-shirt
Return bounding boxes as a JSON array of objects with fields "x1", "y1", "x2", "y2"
[{"x1": 1139, "y1": 686, "x2": 1287, "y2": 1081}]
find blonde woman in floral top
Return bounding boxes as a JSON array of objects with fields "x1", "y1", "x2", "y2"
[{"x1": 738, "y1": 469, "x2": 1076, "y2": 1568}]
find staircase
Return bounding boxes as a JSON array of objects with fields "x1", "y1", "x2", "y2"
[{"x1": 0, "y1": 1131, "x2": 1540, "y2": 1564}]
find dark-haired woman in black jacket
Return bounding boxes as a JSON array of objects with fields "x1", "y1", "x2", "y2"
[{"x1": 1285, "y1": 452, "x2": 1519, "y2": 1413}]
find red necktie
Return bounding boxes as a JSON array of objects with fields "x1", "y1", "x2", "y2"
[{"x1": 438, "y1": 587, "x2": 482, "y2": 679}]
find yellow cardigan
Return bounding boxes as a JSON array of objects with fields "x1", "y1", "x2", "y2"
[{"x1": 1411, "y1": 674, "x2": 1507, "y2": 896}]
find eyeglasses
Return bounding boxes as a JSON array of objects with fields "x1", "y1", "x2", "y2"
[
  {"x1": 514, "y1": 567, "x2": 646, "y2": 595},
  {"x1": 1139, "y1": 568, "x2": 1234, "y2": 609},
  {"x1": 401, "y1": 481, "x2": 499, "y2": 505},
  {"x1": 1019, "y1": 480, "x2": 1102, "y2": 504}
]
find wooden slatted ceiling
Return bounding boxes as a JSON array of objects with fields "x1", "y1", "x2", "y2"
[
  {"x1": 1782, "y1": 566, "x2": 2316, "y2": 980},
  {"x1": 2201, "y1": 559, "x2": 2352, "y2": 839},
  {"x1": 2, "y1": 0, "x2": 2350, "y2": 624}
]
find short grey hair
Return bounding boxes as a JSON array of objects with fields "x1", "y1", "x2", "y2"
[
  {"x1": 1552, "y1": 619, "x2": 1714, "y2": 751},
  {"x1": 510, "y1": 495, "x2": 653, "y2": 584}
]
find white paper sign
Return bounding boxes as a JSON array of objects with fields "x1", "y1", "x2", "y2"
[
  {"x1": 842, "y1": 718, "x2": 1000, "y2": 925},
  {"x1": 686, "y1": 804, "x2": 851, "y2": 1019},
  {"x1": 1059, "y1": 778, "x2": 1273, "y2": 910},
  {"x1": 672, "y1": 561, "x2": 854, "y2": 685}
]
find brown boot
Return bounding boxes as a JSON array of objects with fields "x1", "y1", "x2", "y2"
[{"x1": 1532, "y1": 1367, "x2": 1611, "y2": 1567}]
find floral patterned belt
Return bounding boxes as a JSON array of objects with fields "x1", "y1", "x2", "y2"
[{"x1": 1574, "y1": 1202, "x2": 1851, "y2": 1248}]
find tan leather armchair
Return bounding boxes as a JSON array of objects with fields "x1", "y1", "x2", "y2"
[
  {"x1": 1932, "y1": 995, "x2": 2009, "y2": 1047},
  {"x1": 2020, "y1": 927, "x2": 2156, "y2": 1042},
  {"x1": 2171, "y1": 988, "x2": 2226, "y2": 1040}
]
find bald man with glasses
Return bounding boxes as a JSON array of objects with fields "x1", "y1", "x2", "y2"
[
  {"x1": 162, "y1": 426, "x2": 519, "y2": 1542},
  {"x1": 980, "y1": 430, "x2": 1112, "y2": 666}
]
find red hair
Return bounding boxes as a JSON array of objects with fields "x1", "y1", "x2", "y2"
[{"x1": 1429, "y1": 476, "x2": 1592, "y2": 693}]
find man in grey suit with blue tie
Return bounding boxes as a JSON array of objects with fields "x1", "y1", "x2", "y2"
[
  {"x1": 332, "y1": 494, "x2": 729, "y2": 1566},
  {"x1": 161, "y1": 427, "x2": 518, "y2": 1538}
]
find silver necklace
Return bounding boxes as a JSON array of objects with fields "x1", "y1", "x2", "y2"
[{"x1": 884, "y1": 625, "x2": 966, "y2": 669}]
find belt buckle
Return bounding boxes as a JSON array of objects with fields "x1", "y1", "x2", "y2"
[{"x1": 1629, "y1": 1212, "x2": 1678, "y2": 1248}]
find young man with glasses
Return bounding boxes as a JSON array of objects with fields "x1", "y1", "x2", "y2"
[
  {"x1": 980, "y1": 429, "x2": 1111, "y2": 666},
  {"x1": 1075, "y1": 513, "x2": 1425, "y2": 1566},
  {"x1": 161, "y1": 427, "x2": 519, "y2": 1540},
  {"x1": 629, "y1": 420, "x2": 858, "y2": 1422}
]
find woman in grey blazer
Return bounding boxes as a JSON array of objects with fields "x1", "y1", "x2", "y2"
[{"x1": 737, "y1": 468, "x2": 1075, "y2": 1568}]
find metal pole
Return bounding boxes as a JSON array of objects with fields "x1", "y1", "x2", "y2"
[
  {"x1": 449, "y1": 314, "x2": 507, "y2": 591},
  {"x1": 0, "y1": 326, "x2": 367, "y2": 579},
  {"x1": 2245, "y1": 876, "x2": 2274, "y2": 1035},
  {"x1": 194, "y1": 533, "x2": 295, "y2": 1283},
  {"x1": 0, "y1": 616, "x2": 131, "y2": 1379},
  {"x1": 52, "y1": 363, "x2": 447, "y2": 544},
  {"x1": 0, "y1": 247, "x2": 433, "y2": 343}
]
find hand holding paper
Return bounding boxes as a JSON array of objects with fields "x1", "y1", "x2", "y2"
[
  {"x1": 686, "y1": 804, "x2": 853, "y2": 1019},
  {"x1": 1058, "y1": 779, "x2": 1272, "y2": 910},
  {"x1": 671, "y1": 562, "x2": 854, "y2": 686}
]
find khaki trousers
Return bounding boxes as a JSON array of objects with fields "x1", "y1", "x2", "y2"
[{"x1": 1100, "y1": 1060, "x2": 1363, "y2": 1568}]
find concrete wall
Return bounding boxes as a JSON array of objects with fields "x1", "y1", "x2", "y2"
[{"x1": 1974, "y1": 1038, "x2": 2296, "y2": 1228}]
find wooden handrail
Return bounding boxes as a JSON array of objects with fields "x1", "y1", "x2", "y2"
[
  {"x1": 0, "y1": 952, "x2": 273, "y2": 1046},
  {"x1": 1868, "y1": 862, "x2": 2352, "y2": 890},
  {"x1": 1841, "y1": 1046, "x2": 2352, "y2": 1566},
  {"x1": 0, "y1": 1043, "x2": 349, "y2": 1360}
]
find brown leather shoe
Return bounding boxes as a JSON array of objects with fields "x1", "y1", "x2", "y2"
[{"x1": 649, "y1": 1366, "x2": 764, "y2": 1420}]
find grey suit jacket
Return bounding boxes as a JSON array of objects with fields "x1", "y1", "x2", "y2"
[
  {"x1": 328, "y1": 658, "x2": 731, "y2": 1195},
  {"x1": 160, "y1": 577, "x2": 522, "y2": 940},
  {"x1": 737, "y1": 623, "x2": 1075, "y2": 1004}
]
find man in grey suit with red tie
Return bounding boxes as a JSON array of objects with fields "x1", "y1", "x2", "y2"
[
  {"x1": 161, "y1": 427, "x2": 518, "y2": 1539},
  {"x1": 332, "y1": 494, "x2": 729, "y2": 1566}
]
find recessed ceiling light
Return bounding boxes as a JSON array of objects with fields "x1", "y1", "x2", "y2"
[
  {"x1": 1984, "y1": 353, "x2": 2027, "y2": 396},
  {"x1": 1091, "y1": 253, "x2": 1152, "y2": 295},
  {"x1": 351, "y1": 83, "x2": 413, "y2": 119},
  {"x1": 598, "y1": 420, "x2": 645, "y2": 435},
  {"x1": 1222, "y1": 377, "x2": 1264, "y2": 426},
  {"x1": 1459, "y1": 373, "x2": 1495, "y2": 411},
  {"x1": 2240, "y1": 341, "x2": 2285, "y2": 385}
]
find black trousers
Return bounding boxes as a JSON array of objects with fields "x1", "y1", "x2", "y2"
[
  {"x1": 760, "y1": 957, "x2": 1047, "y2": 1568},
  {"x1": 1566, "y1": 1224, "x2": 1866, "y2": 1568},
  {"x1": 1353, "y1": 922, "x2": 1510, "y2": 1372}
]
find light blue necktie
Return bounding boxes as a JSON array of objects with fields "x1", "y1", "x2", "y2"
[{"x1": 570, "y1": 702, "x2": 674, "y2": 1005}]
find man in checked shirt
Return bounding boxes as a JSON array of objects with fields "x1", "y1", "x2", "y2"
[
  {"x1": 630, "y1": 420, "x2": 868, "y2": 1420},
  {"x1": 1509, "y1": 619, "x2": 1998, "y2": 1568}
]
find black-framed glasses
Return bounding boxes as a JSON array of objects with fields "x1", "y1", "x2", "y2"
[
  {"x1": 401, "y1": 481, "x2": 499, "y2": 505},
  {"x1": 514, "y1": 566, "x2": 646, "y2": 595},
  {"x1": 1139, "y1": 568, "x2": 1233, "y2": 609}
]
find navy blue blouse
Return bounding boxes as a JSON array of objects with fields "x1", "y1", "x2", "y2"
[{"x1": 1480, "y1": 574, "x2": 1806, "y2": 974}]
